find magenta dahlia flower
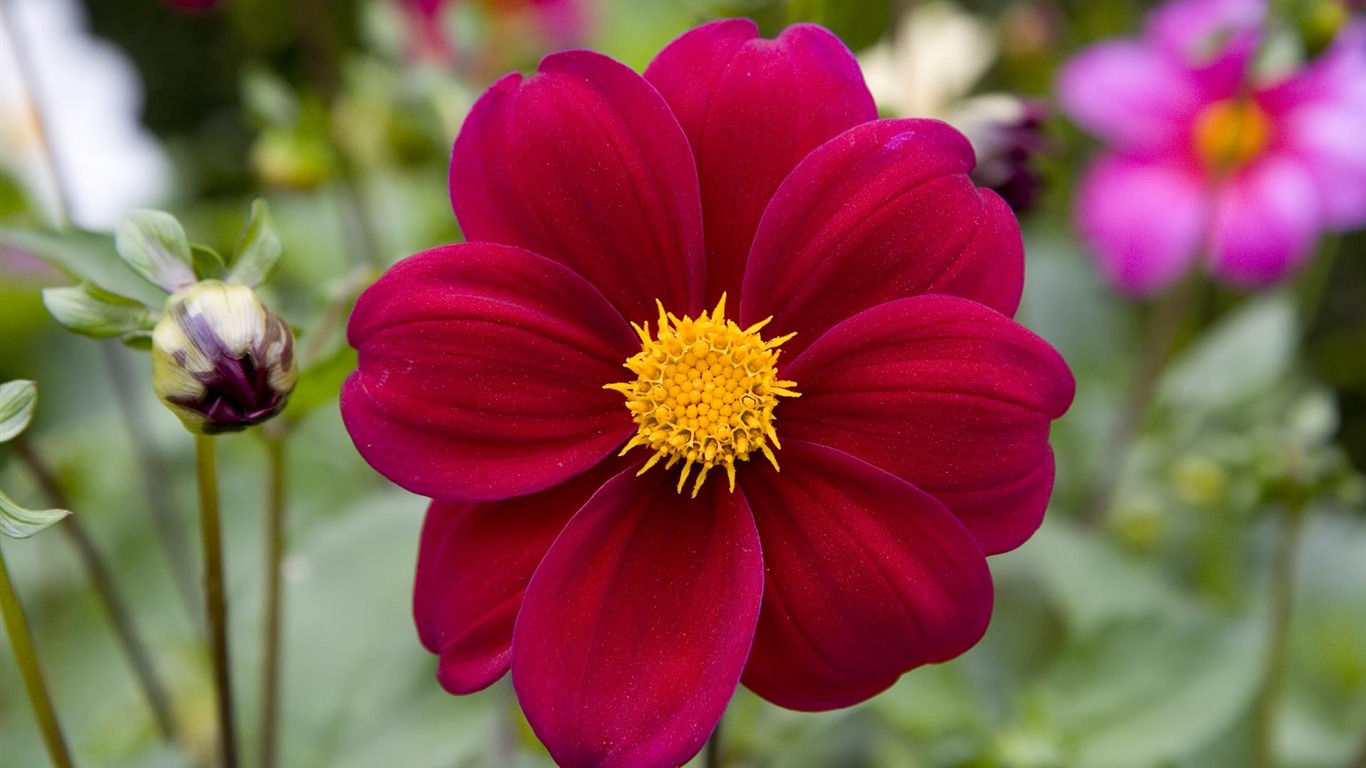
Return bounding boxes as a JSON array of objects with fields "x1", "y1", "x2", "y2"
[
  {"x1": 342, "y1": 19, "x2": 1073, "y2": 768},
  {"x1": 1059, "y1": 0, "x2": 1366, "y2": 295}
]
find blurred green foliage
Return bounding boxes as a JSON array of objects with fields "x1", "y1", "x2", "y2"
[{"x1": 1, "y1": 0, "x2": 1363, "y2": 767}]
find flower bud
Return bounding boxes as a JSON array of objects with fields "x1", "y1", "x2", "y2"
[
  {"x1": 152, "y1": 281, "x2": 297, "y2": 434},
  {"x1": 951, "y1": 95, "x2": 1049, "y2": 212}
]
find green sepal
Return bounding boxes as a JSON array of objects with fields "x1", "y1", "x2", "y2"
[
  {"x1": 0, "y1": 487, "x2": 70, "y2": 539},
  {"x1": 227, "y1": 199, "x2": 283, "y2": 287},
  {"x1": 116, "y1": 210, "x2": 196, "y2": 293},
  {"x1": 192, "y1": 244, "x2": 228, "y2": 281},
  {"x1": 0, "y1": 380, "x2": 37, "y2": 444},
  {"x1": 43, "y1": 283, "x2": 160, "y2": 341},
  {"x1": 0, "y1": 226, "x2": 165, "y2": 306}
]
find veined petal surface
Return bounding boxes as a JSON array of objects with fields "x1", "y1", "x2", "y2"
[
  {"x1": 740, "y1": 118, "x2": 1024, "y2": 357},
  {"x1": 450, "y1": 50, "x2": 705, "y2": 322},
  {"x1": 645, "y1": 19, "x2": 877, "y2": 305},
  {"x1": 414, "y1": 461, "x2": 623, "y2": 694},
  {"x1": 779, "y1": 296, "x2": 1074, "y2": 555},
  {"x1": 739, "y1": 440, "x2": 994, "y2": 711},
  {"x1": 342, "y1": 243, "x2": 636, "y2": 502},
  {"x1": 512, "y1": 466, "x2": 763, "y2": 768}
]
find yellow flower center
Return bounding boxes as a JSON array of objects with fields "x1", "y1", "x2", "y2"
[
  {"x1": 606, "y1": 295, "x2": 799, "y2": 497},
  {"x1": 1194, "y1": 99, "x2": 1271, "y2": 172}
]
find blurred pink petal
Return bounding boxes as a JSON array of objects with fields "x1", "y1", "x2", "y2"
[
  {"x1": 1208, "y1": 156, "x2": 1321, "y2": 287},
  {"x1": 1057, "y1": 42, "x2": 1205, "y2": 153},
  {"x1": 1074, "y1": 154, "x2": 1210, "y2": 295}
]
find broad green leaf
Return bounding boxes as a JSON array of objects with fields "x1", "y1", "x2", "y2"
[
  {"x1": 1159, "y1": 295, "x2": 1297, "y2": 412},
  {"x1": 0, "y1": 380, "x2": 37, "y2": 444},
  {"x1": 191, "y1": 245, "x2": 227, "y2": 281},
  {"x1": 1041, "y1": 618, "x2": 1263, "y2": 768},
  {"x1": 42, "y1": 283, "x2": 159, "y2": 340},
  {"x1": 0, "y1": 487, "x2": 70, "y2": 538},
  {"x1": 115, "y1": 210, "x2": 196, "y2": 293},
  {"x1": 284, "y1": 344, "x2": 356, "y2": 426},
  {"x1": 1022, "y1": 519, "x2": 1188, "y2": 635},
  {"x1": 0, "y1": 226, "x2": 165, "y2": 306},
  {"x1": 227, "y1": 199, "x2": 283, "y2": 287}
]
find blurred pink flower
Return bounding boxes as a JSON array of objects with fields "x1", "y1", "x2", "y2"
[
  {"x1": 1059, "y1": 0, "x2": 1366, "y2": 295},
  {"x1": 403, "y1": 0, "x2": 588, "y2": 63}
]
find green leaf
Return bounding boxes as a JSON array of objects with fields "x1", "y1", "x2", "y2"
[
  {"x1": 0, "y1": 226, "x2": 166, "y2": 306},
  {"x1": 1022, "y1": 519, "x2": 1188, "y2": 635},
  {"x1": 115, "y1": 210, "x2": 196, "y2": 293},
  {"x1": 0, "y1": 380, "x2": 37, "y2": 444},
  {"x1": 284, "y1": 344, "x2": 356, "y2": 425},
  {"x1": 42, "y1": 283, "x2": 159, "y2": 340},
  {"x1": 0, "y1": 487, "x2": 70, "y2": 539},
  {"x1": 1041, "y1": 619, "x2": 1263, "y2": 768},
  {"x1": 1159, "y1": 295, "x2": 1297, "y2": 412},
  {"x1": 191, "y1": 245, "x2": 227, "y2": 281},
  {"x1": 227, "y1": 199, "x2": 283, "y2": 287}
]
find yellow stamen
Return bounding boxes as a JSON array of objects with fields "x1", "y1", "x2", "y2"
[
  {"x1": 1194, "y1": 99, "x2": 1271, "y2": 172},
  {"x1": 605, "y1": 294, "x2": 799, "y2": 497}
]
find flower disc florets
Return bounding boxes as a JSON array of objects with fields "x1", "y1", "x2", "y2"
[{"x1": 607, "y1": 296, "x2": 798, "y2": 497}]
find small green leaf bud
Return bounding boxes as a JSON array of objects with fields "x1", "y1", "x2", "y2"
[{"x1": 152, "y1": 281, "x2": 297, "y2": 434}]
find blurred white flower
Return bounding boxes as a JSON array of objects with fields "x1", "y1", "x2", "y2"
[
  {"x1": 859, "y1": 1, "x2": 996, "y2": 119},
  {"x1": 0, "y1": 0, "x2": 170, "y2": 229},
  {"x1": 860, "y1": 2, "x2": 1047, "y2": 211}
]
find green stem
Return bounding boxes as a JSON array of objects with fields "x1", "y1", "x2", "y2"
[
  {"x1": 5, "y1": 0, "x2": 200, "y2": 634},
  {"x1": 704, "y1": 719, "x2": 722, "y2": 768},
  {"x1": 1251, "y1": 465, "x2": 1308, "y2": 768},
  {"x1": 258, "y1": 437, "x2": 287, "y2": 768},
  {"x1": 1081, "y1": 273, "x2": 1202, "y2": 527},
  {"x1": 0, "y1": 542, "x2": 75, "y2": 768},
  {"x1": 196, "y1": 435, "x2": 238, "y2": 768},
  {"x1": 101, "y1": 344, "x2": 203, "y2": 631},
  {"x1": 13, "y1": 435, "x2": 180, "y2": 743}
]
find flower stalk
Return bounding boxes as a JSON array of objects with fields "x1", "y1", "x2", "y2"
[
  {"x1": 195, "y1": 434, "x2": 239, "y2": 768},
  {"x1": 4, "y1": 0, "x2": 200, "y2": 629},
  {"x1": 704, "y1": 722, "x2": 723, "y2": 768},
  {"x1": 13, "y1": 434, "x2": 179, "y2": 743},
  {"x1": 1251, "y1": 454, "x2": 1308, "y2": 768},
  {"x1": 0, "y1": 542, "x2": 75, "y2": 768},
  {"x1": 1082, "y1": 273, "x2": 1202, "y2": 526},
  {"x1": 259, "y1": 435, "x2": 287, "y2": 768}
]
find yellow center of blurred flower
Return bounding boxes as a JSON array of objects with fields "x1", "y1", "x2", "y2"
[
  {"x1": 1194, "y1": 99, "x2": 1271, "y2": 172},
  {"x1": 606, "y1": 295, "x2": 799, "y2": 497}
]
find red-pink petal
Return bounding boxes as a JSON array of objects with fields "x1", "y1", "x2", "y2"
[
  {"x1": 341, "y1": 243, "x2": 636, "y2": 502},
  {"x1": 738, "y1": 440, "x2": 994, "y2": 711},
  {"x1": 449, "y1": 50, "x2": 705, "y2": 322},
  {"x1": 779, "y1": 296, "x2": 1074, "y2": 556},
  {"x1": 739, "y1": 119, "x2": 1023, "y2": 358},
  {"x1": 644, "y1": 19, "x2": 877, "y2": 305},
  {"x1": 414, "y1": 462, "x2": 622, "y2": 694},
  {"x1": 512, "y1": 466, "x2": 762, "y2": 768}
]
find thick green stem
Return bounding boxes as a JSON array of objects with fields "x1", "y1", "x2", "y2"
[
  {"x1": 704, "y1": 719, "x2": 723, "y2": 768},
  {"x1": 196, "y1": 435, "x2": 238, "y2": 768},
  {"x1": 1081, "y1": 274, "x2": 1201, "y2": 526},
  {"x1": 0, "y1": 542, "x2": 75, "y2": 768},
  {"x1": 14, "y1": 435, "x2": 179, "y2": 742},
  {"x1": 1251, "y1": 472, "x2": 1307, "y2": 768},
  {"x1": 258, "y1": 437, "x2": 287, "y2": 768}
]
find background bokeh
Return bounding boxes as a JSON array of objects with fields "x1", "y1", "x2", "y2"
[{"x1": 1, "y1": 0, "x2": 1363, "y2": 766}]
